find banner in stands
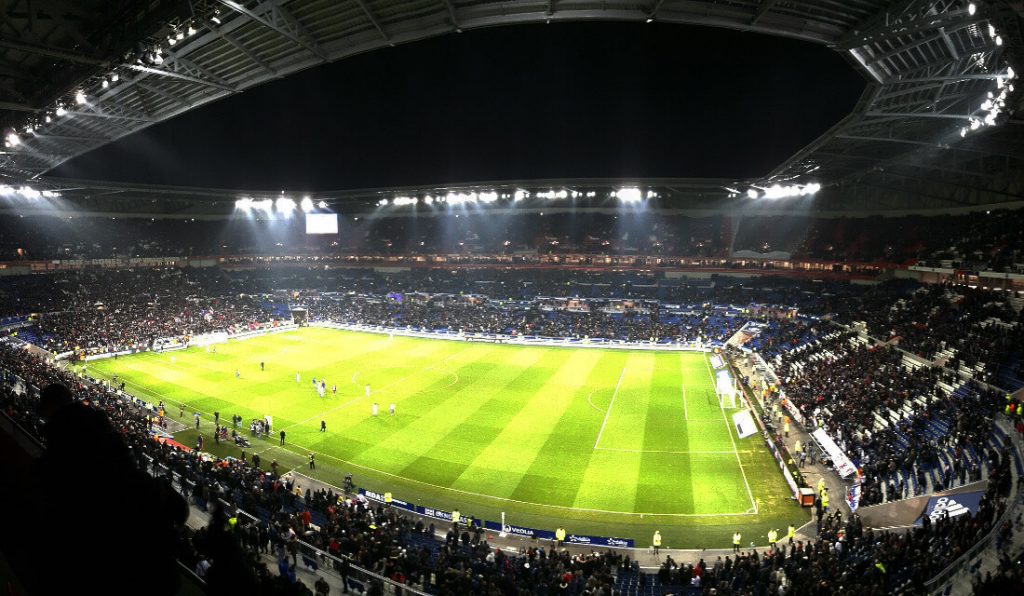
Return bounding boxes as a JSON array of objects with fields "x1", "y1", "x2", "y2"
[
  {"x1": 846, "y1": 474, "x2": 863, "y2": 513},
  {"x1": 481, "y1": 521, "x2": 635, "y2": 549},
  {"x1": 811, "y1": 428, "x2": 858, "y2": 478},
  {"x1": 358, "y1": 489, "x2": 416, "y2": 513},
  {"x1": 357, "y1": 488, "x2": 480, "y2": 526},
  {"x1": 914, "y1": 491, "x2": 986, "y2": 526}
]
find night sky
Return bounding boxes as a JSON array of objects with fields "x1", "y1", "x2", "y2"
[{"x1": 53, "y1": 22, "x2": 865, "y2": 191}]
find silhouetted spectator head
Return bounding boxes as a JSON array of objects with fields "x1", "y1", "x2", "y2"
[{"x1": 38, "y1": 383, "x2": 73, "y2": 420}]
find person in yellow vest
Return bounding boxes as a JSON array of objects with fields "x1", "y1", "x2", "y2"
[
  {"x1": 451, "y1": 509, "x2": 461, "y2": 528},
  {"x1": 384, "y1": 491, "x2": 392, "y2": 506},
  {"x1": 733, "y1": 531, "x2": 741, "y2": 553},
  {"x1": 787, "y1": 524, "x2": 795, "y2": 545},
  {"x1": 821, "y1": 488, "x2": 830, "y2": 512},
  {"x1": 795, "y1": 439, "x2": 801, "y2": 454},
  {"x1": 767, "y1": 528, "x2": 778, "y2": 550},
  {"x1": 816, "y1": 477, "x2": 826, "y2": 496},
  {"x1": 652, "y1": 530, "x2": 662, "y2": 556},
  {"x1": 555, "y1": 526, "x2": 566, "y2": 547},
  {"x1": 783, "y1": 416, "x2": 791, "y2": 438}
]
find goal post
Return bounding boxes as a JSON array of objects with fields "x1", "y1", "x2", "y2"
[{"x1": 715, "y1": 368, "x2": 739, "y2": 409}]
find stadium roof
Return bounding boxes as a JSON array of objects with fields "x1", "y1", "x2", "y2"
[{"x1": 0, "y1": 0, "x2": 1022, "y2": 211}]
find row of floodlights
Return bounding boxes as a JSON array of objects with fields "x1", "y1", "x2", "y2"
[
  {"x1": 235, "y1": 197, "x2": 328, "y2": 213},
  {"x1": 0, "y1": 185, "x2": 59, "y2": 199},
  {"x1": 961, "y1": 66, "x2": 1016, "y2": 137},
  {"x1": 376, "y1": 188, "x2": 655, "y2": 207},
  {"x1": 745, "y1": 183, "x2": 821, "y2": 200},
  {"x1": 7, "y1": 10, "x2": 217, "y2": 142}
]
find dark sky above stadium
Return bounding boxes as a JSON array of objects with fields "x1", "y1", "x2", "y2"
[{"x1": 53, "y1": 22, "x2": 865, "y2": 191}]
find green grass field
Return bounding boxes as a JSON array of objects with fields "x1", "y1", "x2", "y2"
[{"x1": 90, "y1": 327, "x2": 804, "y2": 548}]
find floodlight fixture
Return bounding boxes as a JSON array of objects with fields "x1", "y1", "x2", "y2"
[
  {"x1": 616, "y1": 187, "x2": 643, "y2": 203},
  {"x1": 300, "y1": 197, "x2": 314, "y2": 212}
]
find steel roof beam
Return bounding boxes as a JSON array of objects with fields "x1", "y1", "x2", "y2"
[
  {"x1": 216, "y1": 0, "x2": 326, "y2": 61},
  {"x1": 441, "y1": 0, "x2": 460, "y2": 29},
  {"x1": 0, "y1": 38, "x2": 105, "y2": 66},
  {"x1": 647, "y1": 0, "x2": 667, "y2": 19},
  {"x1": 135, "y1": 82, "x2": 193, "y2": 110},
  {"x1": 841, "y1": 7, "x2": 979, "y2": 49},
  {"x1": 352, "y1": 0, "x2": 391, "y2": 44},
  {"x1": 216, "y1": 29, "x2": 279, "y2": 76},
  {"x1": 865, "y1": 110, "x2": 972, "y2": 120},
  {"x1": 125, "y1": 64, "x2": 235, "y2": 92},
  {"x1": 750, "y1": 0, "x2": 780, "y2": 26},
  {"x1": 32, "y1": 133, "x2": 110, "y2": 143},
  {"x1": 0, "y1": 101, "x2": 35, "y2": 112}
]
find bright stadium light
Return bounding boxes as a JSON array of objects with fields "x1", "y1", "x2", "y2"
[
  {"x1": 300, "y1": 197, "x2": 314, "y2": 212},
  {"x1": 55, "y1": 106, "x2": 67, "y2": 117},
  {"x1": 111, "y1": 73, "x2": 120, "y2": 82},
  {"x1": 255, "y1": 198, "x2": 273, "y2": 212},
  {"x1": 75, "y1": 91, "x2": 86, "y2": 105},
  {"x1": 102, "y1": 79, "x2": 109, "y2": 89},
  {"x1": 377, "y1": 198, "x2": 389, "y2": 207},
  {"x1": 616, "y1": 188, "x2": 643, "y2": 203},
  {"x1": 275, "y1": 197, "x2": 296, "y2": 213},
  {"x1": 235, "y1": 198, "x2": 254, "y2": 210},
  {"x1": 423, "y1": 195, "x2": 434, "y2": 205},
  {"x1": 4, "y1": 132, "x2": 20, "y2": 147},
  {"x1": 479, "y1": 191, "x2": 498, "y2": 203},
  {"x1": 969, "y1": 2, "x2": 976, "y2": 15},
  {"x1": 392, "y1": 196, "x2": 418, "y2": 206},
  {"x1": 513, "y1": 189, "x2": 527, "y2": 202},
  {"x1": 317, "y1": 200, "x2": 328, "y2": 209},
  {"x1": 747, "y1": 189, "x2": 760, "y2": 199}
]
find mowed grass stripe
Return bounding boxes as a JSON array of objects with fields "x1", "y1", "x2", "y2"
[
  {"x1": 394, "y1": 353, "x2": 570, "y2": 490},
  {"x1": 571, "y1": 353, "x2": 653, "y2": 511},
  {"x1": 593, "y1": 354, "x2": 656, "y2": 451},
  {"x1": 634, "y1": 354, "x2": 693, "y2": 513},
  {"x1": 451, "y1": 349, "x2": 604, "y2": 498},
  {"x1": 508, "y1": 351, "x2": 629, "y2": 507}
]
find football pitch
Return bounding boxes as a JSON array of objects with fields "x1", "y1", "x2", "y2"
[{"x1": 90, "y1": 327, "x2": 803, "y2": 548}]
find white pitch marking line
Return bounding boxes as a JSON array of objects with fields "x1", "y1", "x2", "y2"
[
  {"x1": 704, "y1": 353, "x2": 759, "y2": 515},
  {"x1": 595, "y1": 447, "x2": 753, "y2": 455},
  {"x1": 593, "y1": 366, "x2": 627, "y2": 450},
  {"x1": 682, "y1": 383, "x2": 688, "y2": 421}
]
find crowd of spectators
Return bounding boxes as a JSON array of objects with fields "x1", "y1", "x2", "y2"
[{"x1": 772, "y1": 332, "x2": 1008, "y2": 506}]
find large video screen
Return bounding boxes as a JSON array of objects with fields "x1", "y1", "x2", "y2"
[{"x1": 305, "y1": 213, "x2": 338, "y2": 235}]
